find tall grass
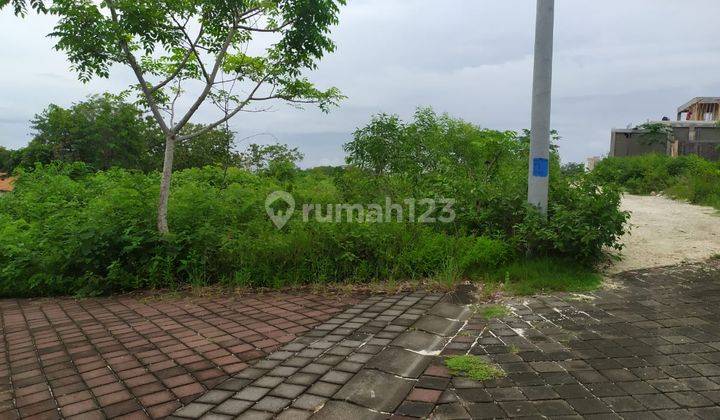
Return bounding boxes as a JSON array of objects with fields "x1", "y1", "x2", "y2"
[{"x1": 592, "y1": 154, "x2": 720, "y2": 209}]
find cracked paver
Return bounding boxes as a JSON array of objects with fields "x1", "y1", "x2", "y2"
[{"x1": 176, "y1": 260, "x2": 720, "y2": 419}]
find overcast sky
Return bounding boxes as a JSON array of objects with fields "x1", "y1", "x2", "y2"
[{"x1": 1, "y1": 0, "x2": 719, "y2": 167}]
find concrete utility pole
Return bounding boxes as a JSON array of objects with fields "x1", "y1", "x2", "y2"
[{"x1": 527, "y1": 0, "x2": 555, "y2": 215}]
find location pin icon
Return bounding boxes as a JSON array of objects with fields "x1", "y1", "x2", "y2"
[{"x1": 265, "y1": 191, "x2": 295, "y2": 229}]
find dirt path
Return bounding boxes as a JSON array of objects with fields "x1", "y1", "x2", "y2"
[{"x1": 607, "y1": 194, "x2": 720, "y2": 273}]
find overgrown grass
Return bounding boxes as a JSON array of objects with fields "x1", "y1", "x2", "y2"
[
  {"x1": 445, "y1": 355, "x2": 505, "y2": 381},
  {"x1": 0, "y1": 109, "x2": 629, "y2": 297},
  {"x1": 484, "y1": 258, "x2": 603, "y2": 295},
  {"x1": 476, "y1": 304, "x2": 510, "y2": 320},
  {"x1": 592, "y1": 154, "x2": 720, "y2": 210}
]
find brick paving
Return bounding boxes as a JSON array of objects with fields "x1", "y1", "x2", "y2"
[
  {"x1": 172, "y1": 260, "x2": 720, "y2": 419},
  {"x1": 170, "y1": 292, "x2": 443, "y2": 419},
  {"x1": 0, "y1": 292, "x2": 356, "y2": 419}
]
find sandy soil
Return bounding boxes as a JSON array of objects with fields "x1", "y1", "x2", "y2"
[{"x1": 607, "y1": 194, "x2": 720, "y2": 274}]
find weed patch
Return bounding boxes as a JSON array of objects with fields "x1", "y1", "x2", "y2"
[
  {"x1": 476, "y1": 304, "x2": 510, "y2": 320},
  {"x1": 593, "y1": 154, "x2": 720, "y2": 210},
  {"x1": 445, "y1": 355, "x2": 505, "y2": 381},
  {"x1": 485, "y1": 258, "x2": 602, "y2": 296}
]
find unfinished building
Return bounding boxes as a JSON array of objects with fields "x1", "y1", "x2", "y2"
[{"x1": 610, "y1": 97, "x2": 720, "y2": 161}]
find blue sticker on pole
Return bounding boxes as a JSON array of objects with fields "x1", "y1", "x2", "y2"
[{"x1": 532, "y1": 158, "x2": 549, "y2": 177}]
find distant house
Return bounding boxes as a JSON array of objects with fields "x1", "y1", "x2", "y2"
[
  {"x1": 586, "y1": 156, "x2": 602, "y2": 171},
  {"x1": 610, "y1": 97, "x2": 720, "y2": 161},
  {"x1": 0, "y1": 173, "x2": 14, "y2": 193}
]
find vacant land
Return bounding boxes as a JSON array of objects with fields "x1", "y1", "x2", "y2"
[{"x1": 608, "y1": 194, "x2": 720, "y2": 273}]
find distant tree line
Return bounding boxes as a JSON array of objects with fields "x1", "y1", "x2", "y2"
[{"x1": 0, "y1": 94, "x2": 303, "y2": 174}]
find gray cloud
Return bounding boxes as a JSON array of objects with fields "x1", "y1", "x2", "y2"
[{"x1": 1, "y1": 0, "x2": 719, "y2": 165}]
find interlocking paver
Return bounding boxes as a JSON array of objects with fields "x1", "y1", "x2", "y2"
[
  {"x1": 366, "y1": 347, "x2": 432, "y2": 379},
  {"x1": 0, "y1": 291, "x2": 354, "y2": 418},
  {"x1": 413, "y1": 315, "x2": 463, "y2": 337},
  {"x1": 278, "y1": 261, "x2": 720, "y2": 417},
  {"x1": 335, "y1": 369, "x2": 414, "y2": 411},
  {"x1": 311, "y1": 400, "x2": 385, "y2": 419},
  {"x1": 11, "y1": 260, "x2": 713, "y2": 419}
]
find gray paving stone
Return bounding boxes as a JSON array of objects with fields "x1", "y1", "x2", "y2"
[
  {"x1": 413, "y1": 315, "x2": 463, "y2": 337},
  {"x1": 215, "y1": 378, "x2": 251, "y2": 391},
  {"x1": 174, "y1": 402, "x2": 214, "y2": 418},
  {"x1": 199, "y1": 413, "x2": 234, "y2": 420},
  {"x1": 397, "y1": 401, "x2": 434, "y2": 417},
  {"x1": 252, "y1": 376, "x2": 284, "y2": 388},
  {"x1": 213, "y1": 399, "x2": 254, "y2": 416},
  {"x1": 253, "y1": 396, "x2": 291, "y2": 413},
  {"x1": 176, "y1": 262, "x2": 720, "y2": 419},
  {"x1": 234, "y1": 386, "x2": 271, "y2": 402},
  {"x1": 431, "y1": 403, "x2": 471, "y2": 419},
  {"x1": 276, "y1": 408, "x2": 312, "y2": 420},
  {"x1": 270, "y1": 383, "x2": 306, "y2": 399},
  {"x1": 320, "y1": 370, "x2": 354, "y2": 384},
  {"x1": 287, "y1": 373, "x2": 320, "y2": 386},
  {"x1": 366, "y1": 347, "x2": 432, "y2": 379},
  {"x1": 301, "y1": 363, "x2": 332, "y2": 375},
  {"x1": 268, "y1": 366, "x2": 299, "y2": 377},
  {"x1": 666, "y1": 391, "x2": 714, "y2": 407},
  {"x1": 292, "y1": 394, "x2": 328, "y2": 411},
  {"x1": 429, "y1": 302, "x2": 472, "y2": 321},
  {"x1": 533, "y1": 399, "x2": 577, "y2": 416},
  {"x1": 335, "y1": 361, "x2": 364, "y2": 373},
  {"x1": 307, "y1": 381, "x2": 341, "y2": 397},
  {"x1": 310, "y1": 400, "x2": 386, "y2": 420},
  {"x1": 335, "y1": 369, "x2": 414, "y2": 412},
  {"x1": 195, "y1": 390, "x2": 234, "y2": 404},
  {"x1": 267, "y1": 351, "x2": 294, "y2": 361},
  {"x1": 235, "y1": 410, "x2": 273, "y2": 420},
  {"x1": 236, "y1": 368, "x2": 268, "y2": 380},
  {"x1": 391, "y1": 330, "x2": 446, "y2": 352}
]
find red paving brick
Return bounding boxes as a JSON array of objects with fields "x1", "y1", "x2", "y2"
[{"x1": 0, "y1": 291, "x2": 356, "y2": 418}]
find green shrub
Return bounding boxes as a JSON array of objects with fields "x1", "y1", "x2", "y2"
[
  {"x1": 516, "y1": 176, "x2": 628, "y2": 262},
  {"x1": 485, "y1": 257, "x2": 602, "y2": 295},
  {"x1": 0, "y1": 109, "x2": 629, "y2": 296},
  {"x1": 593, "y1": 154, "x2": 720, "y2": 208},
  {"x1": 0, "y1": 163, "x2": 514, "y2": 296}
]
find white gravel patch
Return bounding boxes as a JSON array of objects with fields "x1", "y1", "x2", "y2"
[{"x1": 606, "y1": 194, "x2": 720, "y2": 274}]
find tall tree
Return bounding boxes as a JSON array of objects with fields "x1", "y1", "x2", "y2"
[
  {"x1": 0, "y1": 146, "x2": 11, "y2": 173},
  {"x1": 4, "y1": 0, "x2": 344, "y2": 233},
  {"x1": 239, "y1": 142, "x2": 303, "y2": 172},
  {"x1": 27, "y1": 94, "x2": 155, "y2": 171}
]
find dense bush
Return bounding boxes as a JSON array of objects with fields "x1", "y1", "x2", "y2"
[
  {"x1": 342, "y1": 109, "x2": 628, "y2": 261},
  {"x1": 2, "y1": 95, "x2": 250, "y2": 173},
  {"x1": 592, "y1": 154, "x2": 720, "y2": 208},
  {"x1": 0, "y1": 109, "x2": 629, "y2": 296},
  {"x1": 0, "y1": 163, "x2": 512, "y2": 296}
]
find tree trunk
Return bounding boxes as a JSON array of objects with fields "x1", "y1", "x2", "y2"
[{"x1": 157, "y1": 133, "x2": 176, "y2": 234}]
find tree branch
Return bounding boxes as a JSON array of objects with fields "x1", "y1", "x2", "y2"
[
  {"x1": 172, "y1": 25, "x2": 237, "y2": 134},
  {"x1": 170, "y1": 17, "x2": 210, "y2": 83},
  {"x1": 249, "y1": 95, "x2": 318, "y2": 104},
  {"x1": 105, "y1": 0, "x2": 170, "y2": 134},
  {"x1": 178, "y1": 76, "x2": 267, "y2": 141},
  {"x1": 235, "y1": 20, "x2": 292, "y2": 33}
]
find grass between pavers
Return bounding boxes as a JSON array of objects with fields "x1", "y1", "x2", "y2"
[
  {"x1": 476, "y1": 304, "x2": 510, "y2": 320},
  {"x1": 482, "y1": 257, "x2": 602, "y2": 296},
  {"x1": 135, "y1": 256, "x2": 602, "y2": 302},
  {"x1": 445, "y1": 355, "x2": 506, "y2": 381}
]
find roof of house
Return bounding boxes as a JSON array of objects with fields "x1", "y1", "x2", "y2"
[
  {"x1": 0, "y1": 176, "x2": 14, "y2": 192},
  {"x1": 612, "y1": 120, "x2": 719, "y2": 134},
  {"x1": 677, "y1": 97, "x2": 720, "y2": 113}
]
